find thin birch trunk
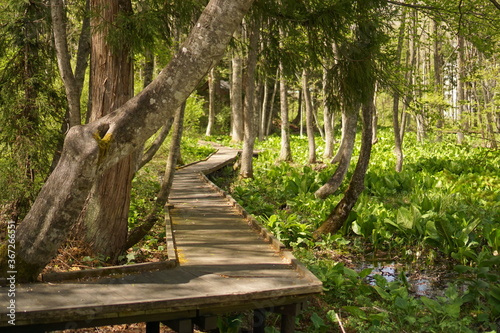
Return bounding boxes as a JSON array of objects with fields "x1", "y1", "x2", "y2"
[{"x1": 303, "y1": 69, "x2": 316, "y2": 164}]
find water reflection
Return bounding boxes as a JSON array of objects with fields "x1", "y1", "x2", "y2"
[{"x1": 358, "y1": 261, "x2": 437, "y2": 297}]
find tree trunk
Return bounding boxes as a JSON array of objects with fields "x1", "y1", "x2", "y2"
[
  {"x1": 5, "y1": 0, "x2": 255, "y2": 282},
  {"x1": 322, "y1": 65, "x2": 336, "y2": 160},
  {"x1": 456, "y1": 34, "x2": 466, "y2": 144},
  {"x1": 278, "y1": 64, "x2": 293, "y2": 162},
  {"x1": 433, "y1": 19, "x2": 444, "y2": 142},
  {"x1": 392, "y1": 9, "x2": 406, "y2": 172},
  {"x1": 315, "y1": 105, "x2": 358, "y2": 199},
  {"x1": 75, "y1": 0, "x2": 91, "y2": 96},
  {"x1": 372, "y1": 84, "x2": 378, "y2": 144},
  {"x1": 313, "y1": 90, "x2": 375, "y2": 238},
  {"x1": 231, "y1": 26, "x2": 244, "y2": 142},
  {"x1": 302, "y1": 69, "x2": 316, "y2": 164},
  {"x1": 206, "y1": 67, "x2": 217, "y2": 136},
  {"x1": 240, "y1": 18, "x2": 260, "y2": 178},
  {"x1": 266, "y1": 68, "x2": 279, "y2": 136},
  {"x1": 143, "y1": 50, "x2": 155, "y2": 88},
  {"x1": 75, "y1": 0, "x2": 135, "y2": 263},
  {"x1": 259, "y1": 78, "x2": 269, "y2": 140},
  {"x1": 50, "y1": 0, "x2": 82, "y2": 128}
]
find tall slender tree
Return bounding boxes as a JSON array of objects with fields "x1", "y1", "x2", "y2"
[
  {"x1": 302, "y1": 68, "x2": 317, "y2": 164},
  {"x1": 240, "y1": 18, "x2": 260, "y2": 178},
  {"x1": 231, "y1": 26, "x2": 244, "y2": 142}
]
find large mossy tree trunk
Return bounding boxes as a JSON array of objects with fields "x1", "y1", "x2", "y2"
[{"x1": 4, "y1": 0, "x2": 255, "y2": 282}]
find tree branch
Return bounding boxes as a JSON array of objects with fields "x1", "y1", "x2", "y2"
[
  {"x1": 488, "y1": 0, "x2": 500, "y2": 10},
  {"x1": 387, "y1": 0, "x2": 442, "y2": 11}
]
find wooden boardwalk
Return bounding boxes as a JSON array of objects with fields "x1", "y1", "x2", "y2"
[{"x1": 0, "y1": 145, "x2": 322, "y2": 332}]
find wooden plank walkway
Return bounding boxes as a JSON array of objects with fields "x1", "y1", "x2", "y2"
[{"x1": 0, "y1": 145, "x2": 322, "y2": 332}]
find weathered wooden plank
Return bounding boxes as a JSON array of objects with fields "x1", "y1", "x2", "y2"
[{"x1": 41, "y1": 260, "x2": 178, "y2": 282}]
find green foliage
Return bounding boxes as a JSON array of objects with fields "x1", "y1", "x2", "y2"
[
  {"x1": 0, "y1": 0, "x2": 66, "y2": 217},
  {"x1": 210, "y1": 129, "x2": 500, "y2": 332},
  {"x1": 184, "y1": 93, "x2": 206, "y2": 134}
]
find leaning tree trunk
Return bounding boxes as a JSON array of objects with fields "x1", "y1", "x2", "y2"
[
  {"x1": 313, "y1": 91, "x2": 375, "y2": 238},
  {"x1": 76, "y1": 0, "x2": 135, "y2": 263},
  {"x1": 240, "y1": 18, "x2": 260, "y2": 178},
  {"x1": 3, "y1": 0, "x2": 255, "y2": 282},
  {"x1": 315, "y1": 105, "x2": 358, "y2": 199},
  {"x1": 302, "y1": 68, "x2": 316, "y2": 164}
]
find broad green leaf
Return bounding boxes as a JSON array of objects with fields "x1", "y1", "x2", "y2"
[
  {"x1": 420, "y1": 297, "x2": 440, "y2": 314},
  {"x1": 394, "y1": 296, "x2": 409, "y2": 310}
]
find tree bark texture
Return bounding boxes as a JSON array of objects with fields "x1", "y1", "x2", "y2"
[
  {"x1": 76, "y1": 0, "x2": 135, "y2": 263},
  {"x1": 7, "y1": 0, "x2": 255, "y2": 282}
]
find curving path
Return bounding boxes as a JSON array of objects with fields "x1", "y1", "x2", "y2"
[{"x1": 0, "y1": 145, "x2": 322, "y2": 333}]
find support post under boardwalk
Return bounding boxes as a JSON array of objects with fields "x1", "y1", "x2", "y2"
[
  {"x1": 163, "y1": 318, "x2": 194, "y2": 333},
  {"x1": 274, "y1": 302, "x2": 305, "y2": 333},
  {"x1": 146, "y1": 321, "x2": 160, "y2": 333},
  {"x1": 253, "y1": 308, "x2": 267, "y2": 333}
]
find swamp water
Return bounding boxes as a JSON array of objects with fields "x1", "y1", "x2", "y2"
[{"x1": 357, "y1": 261, "x2": 453, "y2": 297}]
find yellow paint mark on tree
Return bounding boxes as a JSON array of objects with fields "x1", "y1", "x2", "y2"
[{"x1": 93, "y1": 130, "x2": 113, "y2": 164}]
